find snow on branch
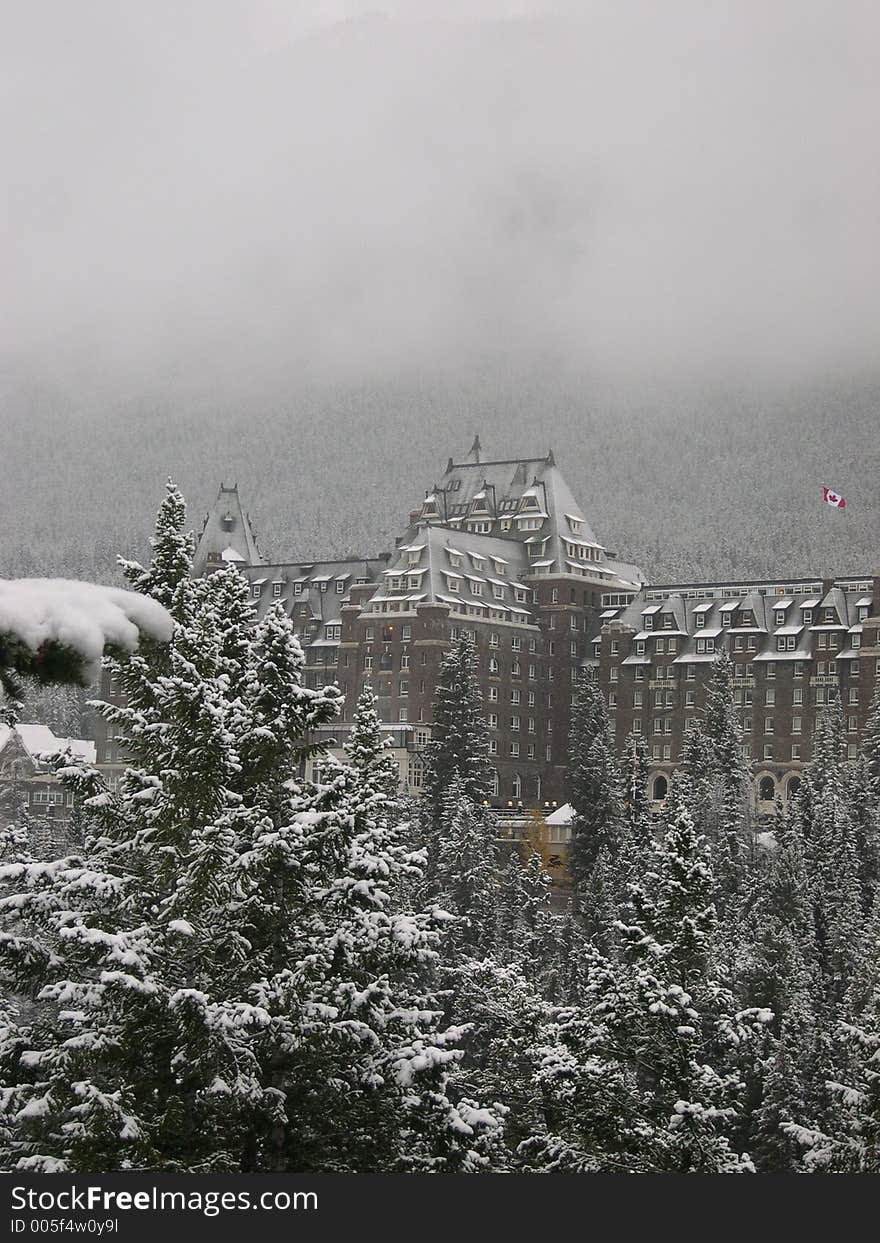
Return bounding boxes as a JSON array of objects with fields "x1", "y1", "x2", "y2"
[{"x1": 0, "y1": 578, "x2": 173, "y2": 690}]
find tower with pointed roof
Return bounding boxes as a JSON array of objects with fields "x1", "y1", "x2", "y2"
[{"x1": 193, "y1": 483, "x2": 266, "y2": 576}]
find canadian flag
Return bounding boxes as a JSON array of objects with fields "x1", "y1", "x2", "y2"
[{"x1": 823, "y1": 486, "x2": 847, "y2": 509}]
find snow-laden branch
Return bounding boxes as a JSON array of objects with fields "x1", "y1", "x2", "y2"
[{"x1": 0, "y1": 578, "x2": 173, "y2": 684}]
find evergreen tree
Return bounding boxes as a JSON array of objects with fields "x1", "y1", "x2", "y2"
[
  {"x1": 0, "y1": 487, "x2": 502, "y2": 1173},
  {"x1": 614, "y1": 791, "x2": 770, "y2": 1172},
  {"x1": 566, "y1": 669, "x2": 624, "y2": 914},
  {"x1": 495, "y1": 848, "x2": 558, "y2": 981},
  {"x1": 434, "y1": 780, "x2": 499, "y2": 958},
  {"x1": 421, "y1": 632, "x2": 491, "y2": 826},
  {"x1": 697, "y1": 652, "x2": 752, "y2": 902},
  {"x1": 861, "y1": 680, "x2": 880, "y2": 790}
]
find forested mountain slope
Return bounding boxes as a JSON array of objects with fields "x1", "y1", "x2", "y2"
[{"x1": 1, "y1": 368, "x2": 877, "y2": 588}]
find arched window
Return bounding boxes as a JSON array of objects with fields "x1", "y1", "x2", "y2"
[
  {"x1": 489, "y1": 769, "x2": 499, "y2": 797},
  {"x1": 758, "y1": 775, "x2": 776, "y2": 802},
  {"x1": 652, "y1": 775, "x2": 668, "y2": 801},
  {"x1": 512, "y1": 773, "x2": 522, "y2": 800},
  {"x1": 787, "y1": 776, "x2": 801, "y2": 800}
]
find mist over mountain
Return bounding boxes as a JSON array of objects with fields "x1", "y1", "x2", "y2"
[{"x1": 2, "y1": 3, "x2": 878, "y2": 586}]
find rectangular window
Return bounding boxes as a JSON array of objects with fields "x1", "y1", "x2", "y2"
[{"x1": 766, "y1": 688, "x2": 776, "y2": 706}]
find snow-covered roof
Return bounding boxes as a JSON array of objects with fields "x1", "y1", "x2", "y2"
[
  {"x1": 545, "y1": 802, "x2": 574, "y2": 826},
  {"x1": 1, "y1": 723, "x2": 96, "y2": 766},
  {"x1": 220, "y1": 546, "x2": 246, "y2": 563}
]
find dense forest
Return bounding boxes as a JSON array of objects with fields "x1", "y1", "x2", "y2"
[
  {"x1": 2, "y1": 485, "x2": 879, "y2": 1173},
  {"x1": 2, "y1": 370, "x2": 878, "y2": 590}
]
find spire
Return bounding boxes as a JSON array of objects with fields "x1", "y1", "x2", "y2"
[
  {"x1": 467, "y1": 434, "x2": 482, "y2": 464},
  {"x1": 192, "y1": 483, "x2": 266, "y2": 576}
]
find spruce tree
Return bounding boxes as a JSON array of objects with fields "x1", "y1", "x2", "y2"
[
  {"x1": 614, "y1": 789, "x2": 770, "y2": 1172},
  {"x1": 0, "y1": 486, "x2": 502, "y2": 1173},
  {"x1": 434, "y1": 779, "x2": 499, "y2": 958},
  {"x1": 421, "y1": 632, "x2": 491, "y2": 825},
  {"x1": 566, "y1": 669, "x2": 624, "y2": 914}
]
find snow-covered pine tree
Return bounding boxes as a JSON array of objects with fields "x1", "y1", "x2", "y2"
[
  {"x1": 861, "y1": 679, "x2": 880, "y2": 790},
  {"x1": 614, "y1": 787, "x2": 771, "y2": 1172},
  {"x1": 518, "y1": 943, "x2": 652, "y2": 1173},
  {"x1": 566, "y1": 668, "x2": 625, "y2": 920},
  {"x1": 0, "y1": 485, "x2": 502, "y2": 1173},
  {"x1": 699, "y1": 651, "x2": 752, "y2": 902},
  {"x1": 343, "y1": 682, "x2": 400, "y2": 803},
  {"x1": 791, "y1": 704, "x2": 866, "y2": 1006},
  {"x1": 495, "y1": 848, "x2": 558, "y2": 981},
  {"x1": 433, "y1": 778, "x2": 499, "y2": 958},
  {"x1": 421, "y1": 631, "x2": 491, "y2": 826}
]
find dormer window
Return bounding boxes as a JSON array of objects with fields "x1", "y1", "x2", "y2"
[
  {"x1": 775, "y1": 610, "x2": 785, "y2": 626},
  {"x1": 663, "y1": 613, "x2": 673, "y2": 629},
  {"x1": 803, "y1": 609, "x2": 813, "y2": 624},
  {"x1": 449, "y1": 554, "x2": 461, "y2": 568},
  {"x1": 448, "y1": 578, "x2": 460, "y2": 592},
  {"x1": 824, "y1": 608, "x2": 836, "y2": 623},
  {"x1": 519, "y1": 517, "x2": 542, "y2": 531},
  {"x1": 644, "y1": 616, "x2": 653, "y2": 630},
  {"x1": 695, "y1": 614, "x2": 705, "y2": 628}
]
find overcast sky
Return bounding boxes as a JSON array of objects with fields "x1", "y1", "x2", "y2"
[{"x1": 2, "y1": 0, "x2": 879, "y2": 402}]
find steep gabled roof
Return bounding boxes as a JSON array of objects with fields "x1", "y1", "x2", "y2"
[{"x1": 193, "y1": 483, "x2": 265, "y2": 576}]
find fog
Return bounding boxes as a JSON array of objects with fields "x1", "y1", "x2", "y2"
[{"x1": 3, "y1": 0, "x2": 879, "y2": 401}]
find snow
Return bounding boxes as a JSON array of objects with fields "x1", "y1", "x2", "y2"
[
  {"x1": 0, "y1": 723, "x2": 97, "y2": 765},
  {"x1": 0, "y1": 578, "x2": 173, "y2": 678},
  {"x1": 545, "y1": 802, "x2": 574, "y2": 826}
]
